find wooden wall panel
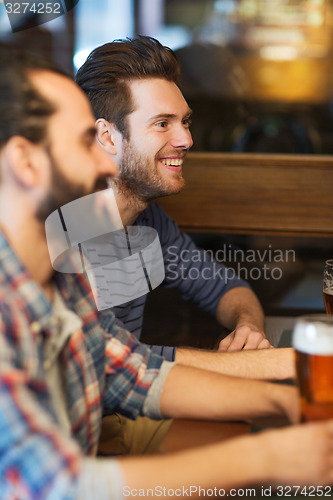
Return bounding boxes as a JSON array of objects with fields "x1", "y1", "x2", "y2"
[{"x1": 158, "y1": 153, "x2": 333, "y2": 237}]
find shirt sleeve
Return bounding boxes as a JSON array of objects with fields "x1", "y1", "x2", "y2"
[
  {"x1": 153, "y1": 203, "x2": 250, "y2": 316},
  {"x1": 0, "y1": 316, "x2": 81, "y2": 500},
  {"x1": 109, "y1": 310, "x2": 177, "y2": 362},
  {"x1": 99, "y1": 312, "x2": 165, "y2": 420},
  {"x1": 142, "y1": 361, "x2": 175, "y2": 419},
  {"x1": 148, "y1": 345, "x2": 176, "y2": 362}
]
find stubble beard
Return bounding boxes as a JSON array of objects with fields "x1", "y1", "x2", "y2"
[
  {"x1": 36, "y1": 150, "x2": 92, "y2": 222},
  {"x1": 112, "y1": 140, "x2": 185, "y2": 204}
]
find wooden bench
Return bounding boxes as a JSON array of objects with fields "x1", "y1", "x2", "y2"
[{"x1": 158, "y1": 152, "x2": 333, "y2": 238}]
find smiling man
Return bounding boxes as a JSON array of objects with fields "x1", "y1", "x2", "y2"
[
  {"x1": 110, "y1": 76, "x2": 191, "y2": 204},
  {"x1": 76, "y1": 36, "x2": 269, "y2": 360},
  {"x1": 3, "y1": 43, "x2": 333, "y2": 499},
  {"x1": 75, "y1": 36, "x2": 278, "y2": 457}
]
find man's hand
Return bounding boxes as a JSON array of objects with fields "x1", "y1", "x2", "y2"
[
  {"x1": 215, "y1": 287, "x2": 268, "y2": 351},
  {"x1": 218, "y1": 323, "x2": 272, "y2": 352}
]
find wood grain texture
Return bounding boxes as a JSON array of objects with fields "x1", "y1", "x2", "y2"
[{"x1": 158, "y1": 153, "x2": 333, "y2": 237}]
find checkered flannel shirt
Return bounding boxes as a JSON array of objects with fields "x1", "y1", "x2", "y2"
[{"x1": 0, "y1": 231, "x2": 164, "y2": 499}]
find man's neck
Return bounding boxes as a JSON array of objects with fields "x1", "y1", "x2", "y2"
[
  {"x1": 114, "y1": 188, "x2": 149, "y2": 227},
  {"x1": 0, "y1": 213, "x2": 54, "y2": 301}
]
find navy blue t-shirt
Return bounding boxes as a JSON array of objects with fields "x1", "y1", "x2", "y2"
[{"x1": 105, "y1": 202, "x2": 249, "y2": 361}]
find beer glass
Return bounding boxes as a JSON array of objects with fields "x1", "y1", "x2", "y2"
[
  {"x1": 323, "y1": 259, "x2": 333, "y2": 314},
  {"x1": 292, "y1": 314, "x2": 333, "y2": 422}
]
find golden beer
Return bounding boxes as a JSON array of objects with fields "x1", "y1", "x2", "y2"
[
  {"x1": 293, "y1": 315, "x2": 333, "y2": 422},
  {"x1": 295, "y1": 350, "x2": 333, "y2": 422},
  {"x1": 323, "y1": 289, "x2": 333, "y2": 315}
]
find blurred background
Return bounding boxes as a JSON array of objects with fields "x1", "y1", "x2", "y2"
[
  {"x1": 2, "y1": 0, "x2": 333, "y2": 346},
  {"x1": 2, "y1": 0, "x2": 333, "y2": 154}
]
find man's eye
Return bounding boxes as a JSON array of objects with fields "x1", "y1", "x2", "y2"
[
  {"x1": 183, "y1": 118, "x2": 192, "y2": 128},
  {"x1": 156, "y1": 121, "x2": 168, "y2": 128}
]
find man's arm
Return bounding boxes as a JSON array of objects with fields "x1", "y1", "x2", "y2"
[
  {"x1": 117, "y1": 364, "x2": 332, "y2": 494},
  {"x1": 80, "y1": 362, "x2": 333, "y2": 496},
  {"x1": 151, "y1": 204, "x2": 270, "y2": 352},
  {"x1": 159, "y1": 363, "x2": 297, "y2": 422},
  {"x1": 119, "y1": 420, "x2": 333, "y2": 494},
  {"x1": 215, "y1": 286, "x2": 271, "y2": 351},
  {"x1": 175, "y1": 346, "x2": 295, "y2": 380},
  {"x1": 111, "y1": 365, "x2": 333, "y2": 495}
]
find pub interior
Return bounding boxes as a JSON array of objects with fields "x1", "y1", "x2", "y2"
[
  {"x1": 2, "y1": 1, "x2": 333, "y2": 498},
  {"x1": 1, "y1": 0, "x2": 333, "y2": 349}
]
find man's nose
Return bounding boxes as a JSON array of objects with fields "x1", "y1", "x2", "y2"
[{"x1": 171, "y1": 126, "x2": 193, "y2": 150}]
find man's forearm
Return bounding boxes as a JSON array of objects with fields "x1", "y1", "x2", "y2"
[
  {"x1": 159, "y1": 364, "x2": 298, "y2": 423},
  {"x1": 175, "y1": 347, "x2": 295, "y2": 380},
  {"x1": 215, "y1": 287, "x2": 271, "y2": 350},
  {"x1": 216, "y1": 287, "x2": 265, "y2": 332},
  {"x1": 119, "y1": 419, "x2": 333, "y2": 493},
  {"x1": 119, "y1": 433, "x2": 267, "y2": 494}
]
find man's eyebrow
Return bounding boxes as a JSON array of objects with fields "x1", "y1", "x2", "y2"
[{"x1": 149, "y1": 109, "x2": 193, "y2": 121}]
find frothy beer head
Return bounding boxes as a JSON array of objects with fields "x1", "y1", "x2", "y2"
[{"x1": 293, "y1": 316, "x2": 333, "y2": 355}]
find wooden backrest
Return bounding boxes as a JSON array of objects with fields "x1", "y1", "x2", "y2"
[{"x1": 158, "y1": 152, "x2": 333, "y2": 238}]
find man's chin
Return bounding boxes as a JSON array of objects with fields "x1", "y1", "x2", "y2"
[
  {"x1": 168, "y1": 177, "x2": 186, "y2": 195},
  {"x1": 153, "y1": 180, "x2": 186, "y2": 201}
]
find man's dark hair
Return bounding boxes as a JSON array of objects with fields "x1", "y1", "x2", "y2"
[
  {"x1": 76, "y1": 35, "x2": 181, "y2": 140},
  {"x1": 0, "y1": 43, "x2": 69, "y2": 149}
]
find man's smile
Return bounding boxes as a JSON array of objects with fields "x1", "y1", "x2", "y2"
[{"x1": 160, "y1": 157, "x2": 184, "y2": 171}]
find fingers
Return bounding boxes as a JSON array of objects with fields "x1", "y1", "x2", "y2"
[
  {"x1": 219, "y1": 330, "x2": 248, "y2": 352},
  {"x1": 294, "y1": 420, "x2": 333, "y2": 484},
  {"x1": 262, "y1": 420, "x2": 333, "y2": 486},
  {"x1": 243, "y1": 337, "x2": 272, "y2": 351},
  {"x1": 219, "y1": 327, "x2": 272, "y2": 352},
  {"x1": 218, "y1": 333, "x2": 235, "y2": 351}
]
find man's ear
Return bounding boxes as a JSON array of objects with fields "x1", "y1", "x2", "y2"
[
  {"x1": 3, "y1": 136, "x2": 46, "y2": 187},
  {"x1": 96, "y1": 118, "x2": 121, "y2": 156}
]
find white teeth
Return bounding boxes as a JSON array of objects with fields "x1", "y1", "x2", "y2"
[{"x1": 161, "y1": 159, "x2": 183, "y2": 167}]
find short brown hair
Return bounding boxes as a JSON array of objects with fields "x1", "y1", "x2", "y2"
[
  {"x1": 75, "y1": 35, "x2": 181, "y2": 140},
  {"x1": 0, "y1": 43, "x2": 69, "y2": 149}
]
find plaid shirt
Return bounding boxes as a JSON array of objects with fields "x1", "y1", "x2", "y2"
[{"x1": 0, "y1": 231, "x2": 164, "y2": 499}]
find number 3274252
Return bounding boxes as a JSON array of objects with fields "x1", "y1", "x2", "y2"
[{"x1": 5, "y1": 3, "x2": 62, "y2": 15}]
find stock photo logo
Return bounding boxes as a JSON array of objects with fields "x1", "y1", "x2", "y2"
[
  {"x1": 3, "y1": 0, "x2": 79, "y2": 32},
  {"x1": 45, "y1": 188, "x2": 165, "y2": 311}
]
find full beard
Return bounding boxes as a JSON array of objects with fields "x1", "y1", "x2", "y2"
[
  {"x1": 113, "y1": 141, "x2": 185, "y2": 203},
  {"x1": 36, "y1": 152, "x2": 93, "y2": 222}
]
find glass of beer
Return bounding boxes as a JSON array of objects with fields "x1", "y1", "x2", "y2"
[
  {"x1": 323, "y1": 259, "x2": 333, "y2": 314},
  {"x1": 292, "y1": 314, "x2": 333, "y2": 422}
]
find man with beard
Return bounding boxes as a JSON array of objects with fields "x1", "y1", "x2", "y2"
[
  {"x1": 3, "y1": 44, "x2": 333, "y2": 499},
  {"x1": 76, "y1": 36, "x2": 270, "y2": 360},
  {"x1": 75, "y1": 36, "x2": 305, "y2": 457}
]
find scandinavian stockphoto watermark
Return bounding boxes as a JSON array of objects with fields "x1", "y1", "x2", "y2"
[
  {"x1": 45, "y1": 186, "x2": 295, "y2": 311},
  {"x1": 3, "y1": 0, "x2": 79, "y2": 32},
  {"x1": 166, "y1": 244, "x2": 296, "y2": 283},
  {"x1": 45, "y1": 188, "x2": 165, "y2": 312}
]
